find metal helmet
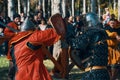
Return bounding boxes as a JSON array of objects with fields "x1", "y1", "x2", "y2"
[
  {"x1": 20, "y1": 17, "x2": 35, "y2": 31},
  {"x1": 85, "y1": 12, "x2": 100, "y2": 27}
]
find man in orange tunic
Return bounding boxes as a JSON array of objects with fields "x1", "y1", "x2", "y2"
[
  {"x1": 4, "y1": 13, "x2": 21, "y2": 37},
  {"x1": 7, "y1": 16, "x2": 63, "y2": 80},
  {"x1": 3, "y1": 13, "x2": 21, "y2": 80},
  {"x1": 105, "y1": 19, "x2": 120, "y2": 80}
]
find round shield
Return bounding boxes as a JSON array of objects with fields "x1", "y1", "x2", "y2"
[
  {"x1": 70, "y1": 49, "x2": 85, "y2": 70},
  {"x1": 49, "y1": 13, "x2": 66, "y2": 38}
]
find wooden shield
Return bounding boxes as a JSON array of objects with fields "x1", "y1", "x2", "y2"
[
  {"x1": 50, "y1": 13, "x2": 66, "y2": 38},
  {"x1": 70, "y1": 50, "x2": 85, "y2": 70}
]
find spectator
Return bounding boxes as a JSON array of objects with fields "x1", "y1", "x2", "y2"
[
  {"x1": 20, "y1": 12, "x2": 26, "y2": 23},
  {"x1": 105, "y1": 19, "x2": 120, "y2": 80},
  {"x1": 4, "y1": 13, "x2": 21, "y2": 37},
  {"x1": 32, "y1": 13, "x2": 39, "y2": 26},
  {"x1": 103, "y1": 8, "x2": 111, "y2": 26},
  {"x1": 37, "y1": 18, "x2": 48, "y2": 31},
  {"x1": 74, "y1": 15, "x2": 84, "y2": 35}
]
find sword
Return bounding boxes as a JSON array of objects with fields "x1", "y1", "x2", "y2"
[{"x1": 0, "y1": 21, "x2": 19, "y2": 32}]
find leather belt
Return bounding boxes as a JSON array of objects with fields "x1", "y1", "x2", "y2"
[{"x1": 85, "y1": 66, "x2": 107, "y2": 72}]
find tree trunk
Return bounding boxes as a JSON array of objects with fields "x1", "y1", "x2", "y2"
[
  {"x1": 39, "y1": 0, "x2": 42, "y2": 6},
  {"x1": 42, "y1": 0, "x2": 45, "y2": 18},
  {"x1": 23, "y1": 0, "x2": 27, "y2": 16},
  {"x1": 98, "y1": 0, "x2": 101, "y2": 18},
  {"x1": 51, "y1": 0, "x2": 61, "y2": 15},
  {"x1": 71, "y1": 0, "x2": 75, "y2": 16},
  {"x1": 113, "y1": 0, "x2": 117, "y2": 13},
  {"x1": 78, "y1": 0, "x2": 80, "y2": 15},
  {"x1": 118, "y1": 0, "x2": 120, "y2": 20},
  {"x1": 91, "y1": 0, "x2": 96, "y2": 13},
  {"x1": 62, "y1": 0, "x2": 66, "y2": 17},
  {"x1": 8, "y1": 0, "x2": 15, "y2": 20},
  {"x1": 27, "y1": 0, "x2": 30, "y2": 16},
  {"x1": 48, "y1": 0, "x2": 51, "y2": 18},
  {"x1": 83, "y1": 0, "x2": 86, "y2": 14},
  {"x1": 18, "y1": 0, "x2": 21, "y2": 14},
  {"x1": 87, "y1": 0, "x2": 90, "y2": 12},
  {"x1": 109, "y1": 0, "x2": 111, "y2": 7}
]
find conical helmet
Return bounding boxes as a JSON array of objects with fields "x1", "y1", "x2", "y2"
[
  {"x1": 20, "y1": 17, "x2": 35, "y2": 31},
  {"x1": 85, "y1": 12, "x2": 100, "y2": 27}
]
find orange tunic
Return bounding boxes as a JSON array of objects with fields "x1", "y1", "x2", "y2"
[
  {"x1": 4, "y1": 22, "x2": 19, "y2": 37},
  {"x1": 106, "y1": 30, "x2": 120, "y2": 65},
  {"x1": 7, "y1": 28, "x2": 60, "y2": 80}
]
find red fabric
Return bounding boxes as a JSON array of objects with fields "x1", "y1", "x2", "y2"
[
  {"x1": 4, "y1": 22, "x2": 19, "y2": 37},
  {"x1": 8, "y1": 28, "x2": 60, "y2": 80}
]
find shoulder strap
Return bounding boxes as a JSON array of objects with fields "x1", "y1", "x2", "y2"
[{"x1": 26, "y1": 42, "x2": 42, "y2": 50}]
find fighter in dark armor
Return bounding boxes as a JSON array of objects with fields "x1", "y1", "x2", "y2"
[{"x1": 67, "y1": 12, "x2": 110, "y2": 80}]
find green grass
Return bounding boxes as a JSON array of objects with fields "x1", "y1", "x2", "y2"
[
  {"x1": 0, "y1": 56, "x2": 9, "y2": 68},
  {"x1": 0, "y1": 56, "x2": 9, "y2": 80},
  {"x1": 0, "y1": 56, "x2": 82, "y2": 80},
  {"x1": 0, "y1": 56, "x2": 120, "y2": 80}
]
